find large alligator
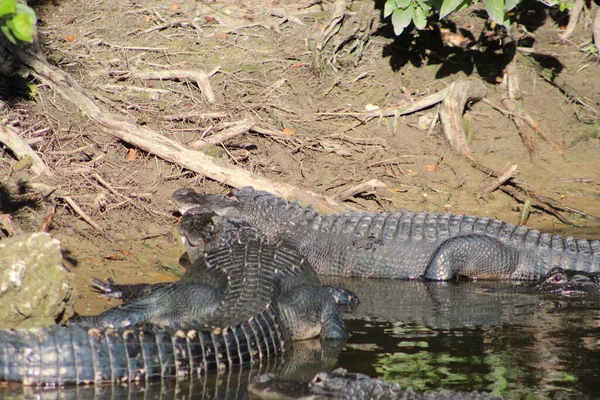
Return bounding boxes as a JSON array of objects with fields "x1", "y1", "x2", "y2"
[
  {"x1": 0, "y1": 240, "x2": 348, "y2": 385},
  {"x1": 247, "y1": 368, "x2": 502, "y2": 400},
  {"x1": 172, "y1": 187, "x2": 600, "y2": 281}
]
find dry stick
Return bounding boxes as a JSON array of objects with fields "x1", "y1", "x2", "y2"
[
  {"x1": 336, "y1": 179, "x2": 387, "y2": 201},
  {"x1": 40, "y1": 201, "x2": 56, "y2": 233},
  {"x1": 517, "y1": 52, "x2": 596, "y2": 115},
  {"x1": 480, "y1": 164, "x2": 519, "y2": 194},
  {"x1": 62, "y1": 196, "x2": 105, "y2": 234},
  {"x1": 560, "y1": 0, "x2": 585, "y2": 40},
  {"x1": 0, "y1": 123, "x2": 52, "y2": 176},
  {"x1": 188, "y1": 119, "x2": 255, "y2": 150},
  {"x1": 127, "y1": 70, "x2": 217, "y2": 104},
  {"x1": 317, "y1": 87, "x2": 450, "y2": 120},
  {"x1": 163, "y1": 112, "x2": 228, "y2": 121},
  {"x1": 16, "y1": 48, "x2": 353, "y2": 214},
  {"x1": 438, "y1": 78, "x2": 487, "y2": 161}
]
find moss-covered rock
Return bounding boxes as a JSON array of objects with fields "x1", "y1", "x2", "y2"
[{"x1": 0, "y1": 233, "x2": 77, "y2": 328}]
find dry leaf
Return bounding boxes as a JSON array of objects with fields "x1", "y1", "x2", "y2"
[
  {"x1": 214, "y1": 31, "x2": 228, "y2": 40},
  {"x1": 126, "y1": 148, "x2": 137, "y2": 161}
]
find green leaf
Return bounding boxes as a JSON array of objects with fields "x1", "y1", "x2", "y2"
[
  {"x1": 16, "y1": 3, "x2": 37, "y2": 24},
  {"x1": 439, "y1": 0, "x2": 466, "y2": 19},
  {"x1": 503, "y1": 0, "x2": 520, "y2": 11},
  {"x1": 384, "y1": 0, "x2": 398, "y2": 18},
  {"x1": 391, "y1": 7, "x2": 414, "y2": 35},
  {"x1": 483, "y1": 0, "x2": 508, "y2": 26},
  {"x1": 8, "y1": 12, "x2": 35, "y2": 42},
  {"x1": 396, "y1": 0, "x2": 412, "y2": 9},
  {"x1": 1, "y1": 24, "x2": 16, "y2": 44},
  {"x1": 413, "y1": 4, "x2": 428, "y2": 29},
  {"x1": 0, "y1": 0, "x2": 16, "y2": 17}
]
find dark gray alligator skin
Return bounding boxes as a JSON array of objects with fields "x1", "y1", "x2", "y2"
[
  {"x1": 172, "y1": 187, "x2": 600, "y2": 281},
  {"x1": 0, "y1": 241, "x2": 347, "y2": 385},
  {"x1": 248, "y1": 368, "x2": 503, "y2": 400}
]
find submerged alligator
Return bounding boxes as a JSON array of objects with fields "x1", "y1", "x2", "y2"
[
  {"x1": 248, "y1": 368, "x2": 502, "y2": 400},
  {"x1": 530, "y1": 267, "x2": 600, "y2": 294},
  {"x1": 0, "y1": 240, "x2": 348, "y2": 385},
  {"x1": 172, "y1": 187, "x2": 600, "y2": 281}
]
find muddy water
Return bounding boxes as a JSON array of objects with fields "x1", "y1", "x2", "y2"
[{"x1": 5, "y1": 229, "x2": 600, "y2": 399}]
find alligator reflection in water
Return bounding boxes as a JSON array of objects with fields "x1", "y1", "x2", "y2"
[
  {"x1": 333, "y1": 278, "x2": 600, "y2": 398},
  {"x1": 0, "y1": 338, "x2": 345, "y2": 400},
  {"x1": 4, "y1": 280, "x2": 599, "y2": 399}
]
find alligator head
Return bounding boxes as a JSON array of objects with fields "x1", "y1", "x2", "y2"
[{"x1": 532, "y1": 267, "x2": 600, "y2": 295}]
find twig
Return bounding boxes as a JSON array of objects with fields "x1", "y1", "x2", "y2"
[
  {"x1": 188, "y1": 119, "x2": 255, "y2": 150},
  {"x1": 16, "y1": 47, "x2": 354, "y2": 214},
  {"x1": 336, "y1": 179, "x2": 386, "y2": 201},
  {"x1": 40, "y1": 201, "x2": 56, "y2": 232},
  {"x1": 163, "y1": 112, "x2": 227, "y2": 121},
  {"x1": 91, "y1": 173, "x2": 132, "y2": 202},
  {"x1": 0, "y1": 123, "x2": 52, "y2": 176},
  {"x1": 517, "y1": 52, "x2": 596, "y2": 114},
  {"x1": 115, "y1": 69, "x2": 217, "y2": 104},
  {"x1": 62, "y1": 195, "x2": 105, "y2": 234},
  {"x1": 480, "y1": 164, "x2": 519, "y2": 194}
]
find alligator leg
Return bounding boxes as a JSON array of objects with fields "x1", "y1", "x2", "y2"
[
  {"x1": 279, "y1": 285, "x2": 349, "y2": 341},
  {"x1": 90, "y1": 278, "x2": 173, "y2": 301},
  {"x1": 73, "y1": 282, "x2": 221, "y2": 329},
  {"x1": 423, "y1": 234, "x2": 521, "y2": 281}
]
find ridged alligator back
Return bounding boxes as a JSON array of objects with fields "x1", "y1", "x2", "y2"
[
  {"x1": 177, "y1": 187, "x2": 600, "y2": 280},
  {"x1": 0, "y1": 241, "x2": 308, "y2": 386},
  {"x1": 296, "y1": 211, "x2": 600, "y2": 279},
  {"x1": 0, "y1": 301, "x2": 288, "y2": 385}
]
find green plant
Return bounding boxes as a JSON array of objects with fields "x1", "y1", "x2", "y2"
[
  {"x1": 0, "y1": 0, "x2": 37, "y2": 44},
  {"x1": 383, "y1": 0, "x2": 521, "y2": 35}
]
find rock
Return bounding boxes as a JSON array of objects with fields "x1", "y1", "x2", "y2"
[{"x1": 0, "y1": 233, "x2": 77, "y2": 328}]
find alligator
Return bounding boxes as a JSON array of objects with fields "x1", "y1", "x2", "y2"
[
  {"x1": 530, "y1": 267, "x2": 600, "y2": 295},
  {"x1": 171, "y1": 187, "x2": 600, "y2": 281},
  {"x1": 0, "y1": 240, "x2": 348, "y2": 385},
  {"x1": 247, "y1": 368, "x2": 502, "y2": 400},
  {"x1": 91, "y1": 209, "x2": 359, "y2": 311}
]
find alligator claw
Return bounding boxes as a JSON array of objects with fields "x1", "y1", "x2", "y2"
[{"x1": 89, "y1": 278, "x2": 124, "y2": 299}]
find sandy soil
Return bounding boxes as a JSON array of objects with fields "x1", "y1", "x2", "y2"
[{"x1": 1, "y1": 0, "x2": 599, "y2": 316}]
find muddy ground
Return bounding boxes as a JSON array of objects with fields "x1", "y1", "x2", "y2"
[{"x1": 1, "y1": 0, "x2": 599, "y2": 317}]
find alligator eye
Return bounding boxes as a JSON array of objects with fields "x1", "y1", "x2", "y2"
[{"x1": 549, "y1": 274, "x2": 564, "y2": 284}]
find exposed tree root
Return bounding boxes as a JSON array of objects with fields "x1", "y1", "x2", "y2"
[
  {"x1": 0, "y1": 123, "x2": 52, "y2": 177},
  {"x1": 560, "y1": 0, "x2": 585, "y2": 40},
  {"x1": 438, "y1": 79, "x2": 487, "y2": 161},
  {"x1": 594, "y1": 6, "x2": 600, "y2": 57},
  {"x1": 12, "y1": 45, "x2": 354, "y2": 214}
]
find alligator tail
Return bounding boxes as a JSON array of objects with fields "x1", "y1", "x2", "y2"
[{"x1": 0, "y1": 306, "x2": 288, "y2": 386}]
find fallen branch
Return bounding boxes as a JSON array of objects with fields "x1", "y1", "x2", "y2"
[
  {"x1": 480, "y1": 164, "x2": 519, "y2": 195},
  {"x1": 15, "y1": 47, "x2": 354, "y2": 214},
  {"x1": 188, "y1": 119, "x2": 255, "y2": 150},
  {"x1": 110, "y1": 69, "x2": 218, "y2": 104},
  {"x1": 336, "y1": 179, "x2": 386, "y2": 201},
  {"x1": 0, "y1": 123, "x2": 52, "y2": 176},
  {"x1": 62, "y1": 196, "x2": 105, "y2": 234},
  {"x1": 317, "y1": 87, "x2": 450, "y2": 120}
]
